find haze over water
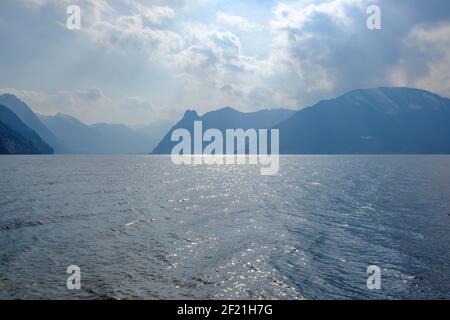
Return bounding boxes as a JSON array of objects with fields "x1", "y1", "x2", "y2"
[{"x1": 0, "y1": 155, "x2": 449, "y2": 299}]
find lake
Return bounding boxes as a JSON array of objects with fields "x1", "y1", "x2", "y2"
[{"x1": 0, "y1": 155, "x2": 449, "y2": 299}]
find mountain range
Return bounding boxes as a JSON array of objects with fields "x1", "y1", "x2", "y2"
[
  {"x1": 277, "y1": 87, "x2": 450, "y2": 154},
  {"x1": 152, "y1": 107, "x2": 295, "y2": 154},
  {"x1": 153, "y1": 87, "x2": 450, "y2": 155},
  {"x1": 1, "y1": 87, "x2": 450, "y2": 155},
  {"x1": 0, "y1": 94, "x2": 168, "y2": 154},
  {"x1": 39, "y1": 113, "x2": 162, "y2": 154}
]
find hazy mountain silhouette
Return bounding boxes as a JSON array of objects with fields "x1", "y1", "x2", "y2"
[
  {"x1": 152, "y1": 107, "x2": 295, "y2": 154},
  {"x1": 0, "y1": 94, "x2": 63, "y2": 152},
  {"x1": 133, "y1": 121, "x2": 173, "y2": 144},
  {"x1": 3, "y1": 87, "x2": 449, "y2": 155},
  {"x1": 277, "y1": 87, "x2": 450, "y2": 154},
  {"x1": 0, "y1": 104, "x2": 53, "y2": 154},
  {"x1": 39, "y1": 113, "x2": 100, "y2": 154},
  {"x1": 153, "y1": 88, "x2": 450, "y2": 155},
  {"x1": 39, "y1": 113, "x2": 159, "y2": 154},
  {"x1": 91, "y1": 122, "x2": 159, "y2": 154}
]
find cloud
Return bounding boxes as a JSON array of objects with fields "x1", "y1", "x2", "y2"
[
  {"x1": 0, "y1": 87, "x2": 174, "y2": 125},
  {"x1": 264, "y1": 0, "x2": 450, "y2": 105},
  {"x1": 216, "y1": 11, "x2": 255, "y2": 30},
  {"x1": 128, "y1": 2, "x2": 176, "y2": 24},
  {"x1": 76, "y1": 88, "x2": 104, "y2": 102},
  {"x1": 396, "y1": 23, "x2": 450, "y2": 96},
  {"x1": 1, "y1": 0, "x2": 450, "y2": 124},
  {"x1": 82, "y1": 4, "x2": 183, "y2": 60}
]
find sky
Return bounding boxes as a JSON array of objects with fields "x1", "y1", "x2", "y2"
[{"x1": 0, "y1": 0, "x2": 449, "y2": 125}]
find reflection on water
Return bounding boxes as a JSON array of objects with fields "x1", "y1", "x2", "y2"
[{"x1": 0, "y1": 155, "x2": 449, "y2": 299}]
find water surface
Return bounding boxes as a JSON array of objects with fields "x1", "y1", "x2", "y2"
[{"x1": 0, "y1": 155, "x2": 449, "y2": 299}]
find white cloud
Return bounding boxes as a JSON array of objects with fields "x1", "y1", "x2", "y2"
[
  {"x1": 216, "y1": 11, "x2": 255, "y2": 30},
  {"x1": 271, "y1": 0, "x2": 363, "y2": 31},
  {"x1": 397, "y1": 23, "x2": 450, "y2": 96},
  {"x1": 0, "y1": 87, "x2": 174, "y2": 125},
  {"x1": 123, "y1": 1, "x2": 176, "y2": 24},
  {"x1": 2, "y1": 0, "x2": 450, "y2": 124}
]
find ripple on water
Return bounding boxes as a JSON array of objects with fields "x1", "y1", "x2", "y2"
[{"x1": 0, "y1": 156, "x2": 450, "y2": 299}]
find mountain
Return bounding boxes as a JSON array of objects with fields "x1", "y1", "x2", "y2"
[
  {"x1": 39, "y1": 113, "x2": 159, "y2": 154},
  {"x1": 277, "y1": 87, "x2": 450, "y2": 154},
  {"x1": 133, "y1": 120, "x2": 173, "y2": 145},
  {"x1": 0, "y1": 104, "x2": 53, "y2": 154},
  {"x1": 0, "y1": 94, "x2": 63, "y2": 152},
  {"x1": 152, "y1": 107, "x2": 295, "y2": 154},
  {"x1": 90, "y1": 122, "x2": 159, "y2": 154},
  {"x1": 4, "y1": 87, "x2": 448, "y2": 155},
  {"x1": 0, "y1": 121, "x2": 39, "y2": 154},
  {"x1": 39, "y1": 113, "x2": 100, "y2": 154}
]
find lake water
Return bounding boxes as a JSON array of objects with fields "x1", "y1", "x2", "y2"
[{"x1": 0, "y1": 155, "x2": 449, "y2": 299}]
